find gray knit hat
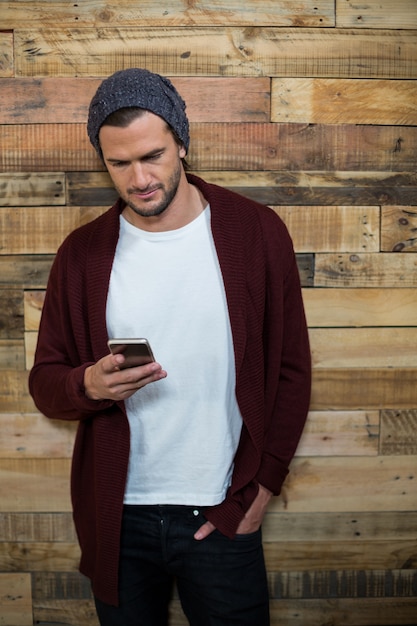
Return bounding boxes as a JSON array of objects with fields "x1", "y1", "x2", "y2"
[{"x1": 87, "y1": 68, "x2": 190, "y2": 156}]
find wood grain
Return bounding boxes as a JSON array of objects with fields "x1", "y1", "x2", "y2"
[
  {"x1": 381, "y1": 206, "x2": 417, "y2": 252},
  {"x1": 0, "y1": 32, "x2": 13, "y2": 78},
  {"x1": 336, "y1": 0, "x2": 417, "y2": 29},
  {"x1": 2, "y1": 123, "x2": 416, "y2": 172},
  {"x1": 314, "y1": 253, "x2": 417, "y2": 288},
  {"x1": 14, "y1": 28, "x2": 417, "y2": 79},
  {"x1": 1, "y1": 1, "x2": 335, "y2": 28},
  {"x1": 0, "y1": 173, "x2": 65, "y2": 206},
  {"x1": 0, "y1": 573, "x2": 32, "y2": 626},
  {"x1": 271, "y1": 78, "x2": 417, "y2": 125}
]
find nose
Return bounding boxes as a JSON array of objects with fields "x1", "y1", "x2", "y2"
[{"x1": 130, "y1": 163, "x2": 150, "y2": 189}]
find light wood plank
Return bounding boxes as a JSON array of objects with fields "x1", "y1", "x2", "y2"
[
  {"x1": 274, "y1": 205, "x2": 379, "y2": 253},
  {"x1": 272, "y1": 78, "x2": 417, "y2": 125},
  {"x1": 311, "y1": 368, "x2": 417, "y2": 410},
  {"x1": 380, "y1": 409, "x2": 417, "y2": 455},
  {"x1": 274, "y1": 456, "x2": 417, "y2": 513},
  {"x1": 309, "y1": 328, "x2": 417, "y2": 368},
  {"x1": 2, "y1": 123, "x2": 417, "y2": 172},
  {"x1": 0, "y1": 512, "x2": 76, "y2": 542},
  {"x1": 0, "y1": 77, "x2": 271, "y2": 124},
  {"x1": 1, "y1": 1, "x2": 334, "y2": 28},
  {"x1": 14, "y1": 28, "x2": 417, "y2": 79},
  {"x1": 303, "y1": 288, "x2": 417, "y2": 328},
  {"x1": 0, "y1": 207, "x2": 80, "y2": 254},
  {"x1": 0, "y1": 32, "x2": 13, "y2": 78},
  {"x1": 0, "y1": 573, "x2": 32, "y2": 626},
  {"x1": 0, "y1": 458, "x2": 71, "y2": 512},
  {"x1": 295, "y1": 411, "x2": 379, "y2": 457},
  {"x1": 314, "y1": 253, "x2": 417, "y2": 288},
  {"x1": 381, "y1": 206, "x2": 417, "y2": 252},
  {"x1": 0, "y1": 371, "x2": 37, "y2": 413},
  {"x1": 0, "y1": 542, "x2": 80, "y2": 572},
  {"x1": 24, "y1": 291, "x2": 44, "y2": 332},
  {"x1": 0, "y1": 173, "x2": 65, "y2": 207},
  {"x1": 0, "y1": 413, "x2": 77, "y2": 459},
  {"x1": 336, "y1": 0, "x2": 417, "y2": 29}
]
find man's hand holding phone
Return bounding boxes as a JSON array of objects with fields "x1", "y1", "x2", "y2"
[{"x1": 84, "y1": 339, "x2": 166, "y2": 401}]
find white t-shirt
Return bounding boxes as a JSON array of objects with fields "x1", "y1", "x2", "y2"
[{"x1": 106, "y1": 206, "x2": 243, "y2": 505}]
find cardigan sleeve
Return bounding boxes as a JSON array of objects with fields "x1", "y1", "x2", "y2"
[{"x1": 29, "y1": 239, "x2": 114, "y2": 421}]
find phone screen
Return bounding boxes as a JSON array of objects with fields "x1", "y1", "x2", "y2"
[{"x1": 107, "y1": 339, "x2": 155, "y2": 369}]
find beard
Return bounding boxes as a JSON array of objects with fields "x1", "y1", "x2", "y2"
[{"x1": 119, "y1": 159, "x2": 182, "y2": 219}]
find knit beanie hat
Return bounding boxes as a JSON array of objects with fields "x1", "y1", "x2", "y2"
[{"x1": 87, "y1": 68, "x2": 190, "y2": 156}]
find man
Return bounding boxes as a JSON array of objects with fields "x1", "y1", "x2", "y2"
[{"x1": 29, "y1": 68, "x2": 311, "y2": 625}]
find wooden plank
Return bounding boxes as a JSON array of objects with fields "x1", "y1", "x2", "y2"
[
  {"x1": 0, "y1": 513, "x2": 76, "y2": 542},
  {"x1": 2, "y1": 123, "x2": 417, "y2": 172},
  {"x1": 264, "y1": 541, "x2": 417, "y2": 571},
  {"x1": 309, "y1": 328, "x2": 417, "y2": 368},
  {"x1": 274, "y1": 206, "x2": 379, "y2": 253},
  {"x1": 271, "y1": 78, "x2": 417, "y2": 125},
  {"x1": 302, "y1": 288, "x2": 417, "y2": 328},
  {"x1": 0, "y1": 1, "x2": 335, "y2": 28},
  {"x1": 0, "y1": 340, "x2": 25, "y2": 370},
  {"x1": 311, "y1": 368, "x2": 417, "y2": 410},
  {"x1": 14, "y1": 28, "x2": 417, "y2": 79},
  {"x1": 274, "y1": 456, "x2": 417, "y2": 513},
  {"x1": 69, "y1": 170, "x2": 417, "y2": 207},
  {"x1": 0, "y1": 290, "x2": 23, "y2": 339},
  {"x1": 0, "y1": 458, "x2": 71, "y2": 512},
  {"x1": 0, "y1": 32, "x2": 13, "y2": 78},
  {"x1": 262, "y1": 511, "x2": 417, "y2": 542},
  {"x1": 380, "y1": 410, "x2": 417, "y2": 455},
  {"x1": 32, "y1": 571, "x2": 92, "y2": 600},
  {"x1": 314, "y1": 253, "x2": 417, "y2": 288},
  {"x1": 0, "y1": 542, "x2": 79, "y2": 572},
  {"x1": 0, "y1": 370, "x2": 39, "y2": 413},
  {"x1": 24, "y1": 290, "x2": 44, "y2": 331},
  {"x1": 0, "y1": 173, "x2": 65, "y2": 207},
  {"x1": 0, "y1": 573, "x2": 32, "y2": 626},
  {"x1": 295, "y1": 411, "x2": 379, "y2": 457},
  {"x1": 0, "y1": 255, "x2": 54, "y2": 289},
  {"x1": 336, "y1": 0, "x2": 417, "y2": 29},
  {"x1": 0, "y1": 77, "x2": 271, "y2": 124},
  {"x1": 0, "y1": 413, "x2": 77, "y2": 458},
  {"x1": 0, "y1": 207, "x2": 80, "y2": 254},
  {"x1": 381, "y1": 206, "x2": 417, "y2": 252},
  {"x1": 25, "y1": 331, "x2": 37, "y2": 370},
  {"x1": 268, "y1": 597, "x2": 417, "y2": 625},
  {"x1": 268, "y1": 569, "x2": 417, "y2": 598}
]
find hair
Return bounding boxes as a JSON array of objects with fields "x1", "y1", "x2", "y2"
[{"x1": 101, "y1": 107, "x2": 190, "y2": 170}]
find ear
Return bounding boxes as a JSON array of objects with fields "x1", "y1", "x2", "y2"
[{"x1": 179, "y1": 145, "x2": 186, "y2": 158}]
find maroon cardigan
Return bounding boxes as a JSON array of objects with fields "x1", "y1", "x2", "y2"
[{"x1": 29, "y1": 174, "x2": 311, "y2": 605}]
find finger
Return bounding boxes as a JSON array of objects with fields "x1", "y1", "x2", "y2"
[{"x1": 194, "y1": 521, "x2": 216, "y2": 541}]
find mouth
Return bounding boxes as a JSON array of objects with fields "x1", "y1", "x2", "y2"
[{"x1": 129, "y1": 186, "x2": 160, "y2": 200}]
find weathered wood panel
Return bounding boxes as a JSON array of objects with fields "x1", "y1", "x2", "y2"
[
  {"x1": 0, "y1": 413, "x2": 77, "y2": 458},
  {"x1": 314, "y1": 253, "x2": 417, "y2": 288},
  {"x1": 380, "y1": 410, "x2": 417, "y2": 455},
  {"x1": 309, "y1": 327, "x2": 417, "y2": 368},
  {"x1": 0, "y1": 513, "x2": 76, "y2": 542},
  {"x1": 0, "y1": 207, "x2": 80, "y2": 254},
  {"x1": 0, "y1": 542, "x2": 80, "y2": 572},
  {"x1": 381, "y1": 205, "x2": 417, "y2": 252},
  {"x1": 336, "y1": 0, "x2": 417, "y2": 29},
  {"x1": 2, "y1": 123, "x2": 416, "y2": 172},
  {"x1": 24, "y1": 291, "x2": 44, "y2": 331},
  {"x1": 0, "y1": 173, "x2": 65, "y2": 206},
  {"x1": 14, "y1": 28, "x2": 417, "y2": 79},
  {"x1": 0, "y1": 290, "x2": 23, "y2": 339},
  {"x1": 274, "y1": 205, "x2": 379, "y2": 252},
  {"x1": 0, "y1": 1, "x2": 335, "y2": 28},
  {"x1": 303, "y1": 288, "x2": 417, "y2": 328},
  {"x1": 0, "y1": 573, "x2": 32, "y2": 626},
  {"x1": 0, "y1": 255, "x2": 54, "y2": 289},
  {"x1": 271, "y1": 78, "x2": 417, "y2": 125},
  {"x1": 311, "y1": 368, "x2": 417, "y2": 410},
  {"x1": 0, "y1": 77, "x2": 271, "y2": 124},
  {"x1": 295, "y1": 411, "x2": 379, "y2": 457},
  {"x1": 0, "y1": 32, "x2": 13, "y2": 78},
  {"x1": 0, "y1": 340, "x2": 25, "y2": 370},
  {"x1": 69, "y1": 170, "x2": 417, "y2": 207}
]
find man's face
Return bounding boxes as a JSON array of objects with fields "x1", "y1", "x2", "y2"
[{"x1": 99, "y1": 111, "x2": 187, "y2": 223}]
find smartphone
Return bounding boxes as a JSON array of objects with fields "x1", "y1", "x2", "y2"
[{"x1": 107, "y1": 338, "x2": 155, "y2": 369}]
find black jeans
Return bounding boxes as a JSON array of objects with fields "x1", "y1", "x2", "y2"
[{"x1": 94, "y1": 504, "x2": 270, "y2": 626}]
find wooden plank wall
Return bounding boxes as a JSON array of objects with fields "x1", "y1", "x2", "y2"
[{"x1": 1, "y1": 1, "x2": 416, "y2": 624}]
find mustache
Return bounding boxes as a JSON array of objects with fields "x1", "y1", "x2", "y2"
[{"x1": 127, "y1": 184, "x2": 162, "y2": 194}]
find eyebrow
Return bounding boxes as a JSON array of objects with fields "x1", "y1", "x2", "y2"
[{"x1": 106, "y1": 147, "x2": 165, "y2": 163}]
